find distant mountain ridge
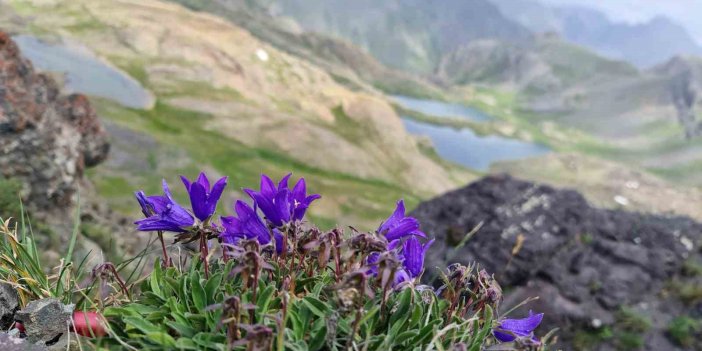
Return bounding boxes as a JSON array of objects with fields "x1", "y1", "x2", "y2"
[
  {"x1": 260, "y1": 0, "x2": 531, "y2": 74},
  {"x1": 492, "y1": 0, "x2": 702, "y2": 68}
]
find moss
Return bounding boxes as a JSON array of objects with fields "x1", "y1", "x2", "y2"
[
  {"x1": 615, "y1": 332, "x2": 645, "y2": 351},
  {"x1": 682, "y1": 258, "x2": 702, "y2": 277},
  {"x1": 573, "y1": 327, "x2": 613, "y2": 350},
  {"x1": 678, "y1": 283, "x2": 702, "y2": 305},
  {"x1": 616, "y1": 307, "x2": 652, "y2": 334},
  {"x1": 667, "y1": 316, "x2": 701, "y2": 348}
]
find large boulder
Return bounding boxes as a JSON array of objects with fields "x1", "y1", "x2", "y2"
[
  {"x1": 412, "y1": 174, "x2": 702, "y2": 350},
  {"x1": 0, "y1": 31, "x2": 109, "y2": 210}
]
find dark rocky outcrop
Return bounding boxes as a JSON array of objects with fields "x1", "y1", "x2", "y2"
[
  {"x1": 412, "y1": 174, "x2": 702, "y2": 350},
  {"x1": 0, "y1": 31, "x2": 109, "y2": 211}
]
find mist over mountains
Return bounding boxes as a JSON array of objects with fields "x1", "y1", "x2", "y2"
[
  {"x1": 260, "y1": 0, "x2": 702, "y2": 71},
  {"x1": 492, "y1": 0, "x2": 702, "y2": 68}
]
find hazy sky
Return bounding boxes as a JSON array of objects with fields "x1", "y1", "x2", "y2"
[{"x1": 542, "y1": 0, "x2": 702, "y2": 44}]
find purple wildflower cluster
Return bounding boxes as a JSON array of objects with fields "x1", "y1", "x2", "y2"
[
  {"x1": 367, "y1": 200, "x2": 434, "y2": 288},
  {"x1": 133, "y1": 171, "x2": 543, "y2": 346}
]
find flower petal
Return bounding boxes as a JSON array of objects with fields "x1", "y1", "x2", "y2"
[
  {"x1": 196, "y1": 172, "x2": 210, "y2": 190},
  {"x1": 499, "y1": 312, "x2": 544, "y2": 336},
  {"x1": 379, "y1": 200, "x2": 406, "y2": 234},
  {"x1": 278, "y1": 173, "x2": 292, "y2": 192},
  {"x1": 385, "y1": 217, "x2": 420, "y2": 241},
  {"x1": 275, "y1": 190, "x2": 291, "y2": 224},
  {"x1": 189, "y1": 182, "x2": 210, "y2": 221},
  {"x1": 292, "y1": 177, "x2": 306, "y2": 201},
  {"x1": 180, "y1": 175, "x2": 192, "y2": 191},
  {"x1": 260, "y1": 174, "x2": 276, "y2": 198},
  {"x1": 208, "y1": 176, "x2": 228, "y2": 215}
]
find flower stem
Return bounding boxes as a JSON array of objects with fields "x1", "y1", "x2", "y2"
[
  {"x1": 200, "y1": 233, "x2": 209, "y2": 279},
  {"x1": 157, "y1": 231, "x2": 171, "y2": 268}
]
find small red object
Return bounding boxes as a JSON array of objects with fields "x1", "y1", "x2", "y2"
[
  {"x1": 14, "y1": 322, "x2": 25, "y2": 333},
  {"x1": 71, "y1": 311, "x2": 107, "y2": 337}
]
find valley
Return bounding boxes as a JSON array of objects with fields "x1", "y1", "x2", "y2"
[{"x1": 1, "y1": 0, "x2": 700, "y2": 227}]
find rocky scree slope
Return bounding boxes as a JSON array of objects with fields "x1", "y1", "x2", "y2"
[{"x1": 413, "y1": 175, "x2": 702, "y2": 350}]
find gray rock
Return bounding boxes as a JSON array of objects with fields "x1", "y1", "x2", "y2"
[
  {"x1": 43, "y1": 332, "x2": 84, "y2": 351},
  {"x1": 0, "y1": 332, "x2": 46, "y2": 351},
  {"x1": 412, "y1": 175, "x2": 702, "y2": 350},
  {"x1": 0, "y1": 283, "x2": 19, "y2": 329},
  {"x1": 14, "y1": 299, "x2": 73, "y2": 344}
]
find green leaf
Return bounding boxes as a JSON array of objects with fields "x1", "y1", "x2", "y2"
[
  {"x1": 308, "y1": 325, "x2": 327, "y2": 351},
  {"x1": 191, "y1": 271, "x2": 207, "y2": 311},
  {"x1": 166, "y1": 321, "x2": 197, "y2": 338},
  {"x1": 411, "y1": 319, "x2": 442, "y2": 345},
  {"x1": 469, "y1": 306, "x2": 494, "y2": 351},
  {"x1": 257, "y1": 284, "x2": 276, "y2": 317},
  {"x1": 389, "y1": 288, "x2": 413, "y2": 326},
  {"x1": 204, "y1": 271, "x2": 223, "y2": 304},
  {"x1": 175, "y1": 338, "x2": 200, "y2": 350},
  {"x1": 144, "y1": 331, "x2": 177, "y2": 347},
  {"x1": 123, "y1": 316, "x2": 160, "y2": 335},
  {"x1": 301, "y1": 296, "x2": 329, "y2": 318},
  {"x1": 150, "y1": 259, "x2": 163, "y2": 298},
  {"x1": 395, "y1": 330, "x2": 420, "y2": 345}
]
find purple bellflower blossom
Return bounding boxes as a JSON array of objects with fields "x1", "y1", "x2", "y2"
[
  {"x1": 378, "y1": 200, "x2": 426, "y2": 241},
  {"x1": 493, "y1": 311, "x2": 544, "y2": 343},
  {"x1": 401, "y1": 236, "x2": 434, "y2": 278},
  {"x1": 220, "y1": 200, "x2": 272, "y2": 247},
  {"x1": 135, "y1": 190, "x2": 153, "y2": 217},
  {"x1": 366, "y1": 200, "x2": 433, "y2": 288},
  {"x1": 287, "y1": 175, "x2": 321, "y2": 221},
  {"x1": 134, "y1": 180, "x2": 195, "y2": 233},
  {"x1": 245, "y1": 174, "x2": 320, "y2": 226},
  {"x1": 180, "y1": 172, "x2": 227, "y2": 222}
]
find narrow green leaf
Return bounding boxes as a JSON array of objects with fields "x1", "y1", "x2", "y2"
[{"x1": 301, "y1": 296, "x2": 329, "y2": 318}]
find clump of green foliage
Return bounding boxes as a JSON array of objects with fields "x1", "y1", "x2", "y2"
[
  {"x1": 0, "y1": 178, "x2": 23, "y2": 221},
  {"x1": 667, "y1": 316, "x2": 701, "y2": 348},
  {"x1": 573, "y1": 327, "x2": 613, "y2": 351}
]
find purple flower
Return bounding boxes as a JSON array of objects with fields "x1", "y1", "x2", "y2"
[
  {"x1": 180, "y1": 172, "x2": 227, "y2": 222},
  {"x1": 493, "y1": 311, "x2": 544, "y2": 343},
  {"x1": 393, "y1": 269, "x2": 411, "y2": 288},
  {"x1": 220, "y1": 200, "x2": 272, "y2": 246},
  {"x1": 135, "y1": 190, "x2": 152, "y2": 217},
  {"x1": 378, "y1": 200, "x2": 426, "y2": 241},
  {"x1": 289, "y1": 176, "x2": 321, "y2": 221},
  {"x1": 245, "y1": 174, "x2": 320, "y2": 226},
  {"x1": 401, "y1": 236, "x2": 434, "y2": 278},
  {"x1": 273, "y1": 229, "x2": 284, "y2": 254},
  {"x1": 244, "y1": 174, "x2": 290, "y2": 227},
  {"x1": 365, "y1": 252, "x2": 380, "y2": 276},
  {"x1": 135, "y1": 180, "x2": 195, "y2": 232}
]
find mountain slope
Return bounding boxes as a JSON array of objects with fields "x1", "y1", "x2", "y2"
[
  {"x1": 171, "y1": 0, "x2": 445, "y2": 99},
  {"x1": 1, "y1": 0, "x2": 472, "y2": 226},
  {"x1": 260, "y1": 0, "x2": 531, "y2": 73},
  {"x1": 437, "y1": 34, "x2": 638, "y2": 94}
]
